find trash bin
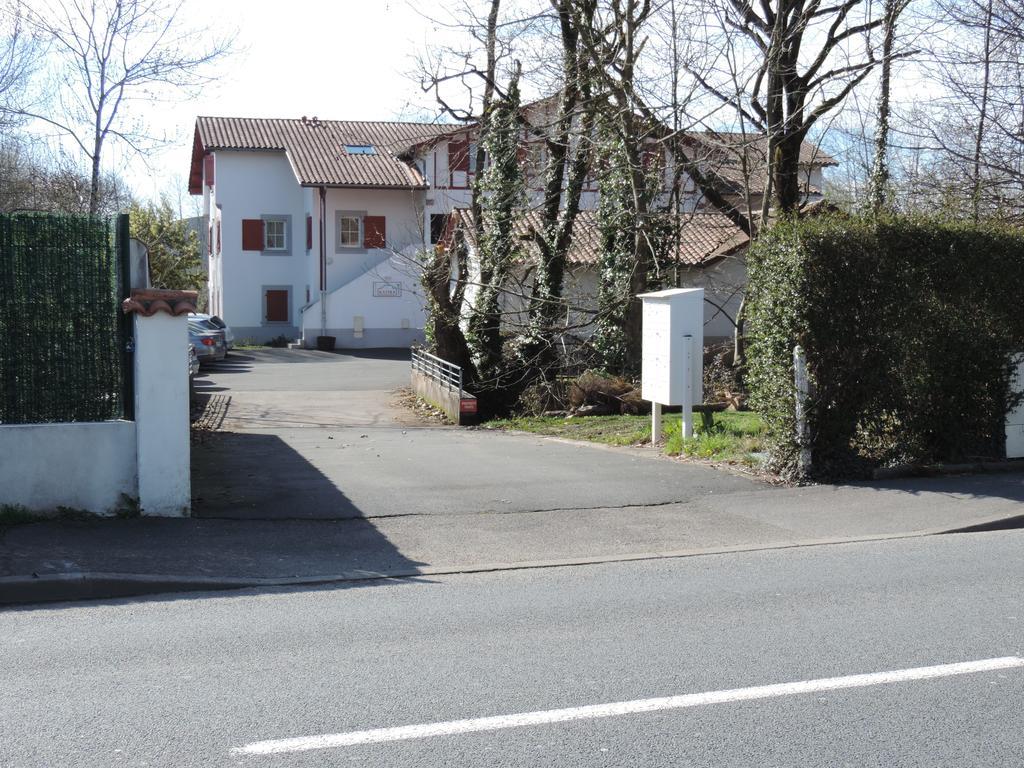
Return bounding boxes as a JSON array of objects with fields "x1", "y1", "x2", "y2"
[{"x1": 316, "y1": 335, "x2": 336, "y2": 352}]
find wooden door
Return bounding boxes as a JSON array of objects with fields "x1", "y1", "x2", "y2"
[{"x1": 265, "y1": 289, "x2": 289, "y2": 323}]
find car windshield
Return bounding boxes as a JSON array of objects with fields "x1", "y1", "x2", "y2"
[{"x1": 189, "y1": 319, "x2": 219, "y2": 332}]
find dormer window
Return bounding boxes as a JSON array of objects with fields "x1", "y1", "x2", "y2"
[{"x1": 344, "y1": 144, "x2": 376, "y2": 155}]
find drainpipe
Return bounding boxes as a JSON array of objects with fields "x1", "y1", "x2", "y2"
[{"x1": 319, "y1": 186, "x2": 327, "y2": 336}]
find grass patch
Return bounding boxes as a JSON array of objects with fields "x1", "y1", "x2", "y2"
[
  {"x1": 0, "y1": 503, "x2": 118, "y2": 532},
  {"x1": 488, "y1": 410, "x2": 765, "y2": 463},
  {"x1": 664, "y1": 410, "x2": 765, "y2": 464},
  {"x1": 0, "y1": 503, "x2": 42, "y2": 530},
  {"x1": 488, "y1": 414, "x2": 655, "y2": 446}
]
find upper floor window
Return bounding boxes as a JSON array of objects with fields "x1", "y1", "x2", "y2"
[
  {"x1": 339, "y1": 215, "x2": 361, "y2": 247},
  {"x1": 345, "y1": 144, "x2": 376, "y2": 155},
  {"x1": 264, "y1": 219, "x2": 287, "y2": 250}
]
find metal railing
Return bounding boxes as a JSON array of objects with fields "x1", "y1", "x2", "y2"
[{"x1": 411, "y1": 346, "x2": 463, "y2": 399}]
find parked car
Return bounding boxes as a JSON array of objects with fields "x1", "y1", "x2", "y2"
[
  {"x1": 189, "y1": 313, "x2": 234, "y2": 351},
  {"x1": 188, "y1": 344, "x2": 200, "y2": 378},
  {"x1": 188, "y1": 319, "x2": 227, "y2": 365}
]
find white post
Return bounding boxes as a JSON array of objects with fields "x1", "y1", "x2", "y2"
[
  {"x1": 682, "y1": 334, "x2": 694, "y2": 439},
  {"x1": 651, "y1": 401, "x2": 662, "y2": 444},
  {"x1": 794, "y1": 344, "x2": 812, "y2": 475},
  {"x1": 125, "y1": 290, "x2": 193, "y2": 517}
]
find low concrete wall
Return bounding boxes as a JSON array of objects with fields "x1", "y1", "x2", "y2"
[
  {"x1": 411, "y1": 371, "x2": 477, "y2": 426},
  {"x1": 0, "y1": 421, "x2": 137, "y2": 514}
]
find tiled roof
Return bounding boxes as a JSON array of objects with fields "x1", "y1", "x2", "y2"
[
  {"x1": 682, "y1": 131, "x2": 838, "y2": 168},
  {"x1": 122, "y1": 289, "x2": 198, "y2": 317},
  {"x1": 451, "y1": 207, "x2": 748, "y2": 267},
  {"x1": 193, "y1": 117, "x2": 459, "y2": 189},
  {"x1": 679, "y1": 131, "x2": 835, "y2": 195}
]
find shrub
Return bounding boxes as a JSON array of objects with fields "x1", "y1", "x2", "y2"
[
  {"x1": 264, "y1": 335, "x2": 291, "y2": 348},
  {"x1": 745, "y1": 214, "x2": 1024, "y2": 479},
  {"x1": 516, "y1": 378, "x2": 568, "y2": 415},
  {"x1": 703, "y1": 343, "x2": 745, "y2": 408},
  {"x1": 568, "y1": 371, "x2": 634, "y2": 411}
]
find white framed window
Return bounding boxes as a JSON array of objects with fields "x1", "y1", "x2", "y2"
[
  {"x1": 339, "y1": 215, "x2": 361, "y2": 247},
  {"x1": 264, "y1": 218, "x2": 287, "y2": 250}
]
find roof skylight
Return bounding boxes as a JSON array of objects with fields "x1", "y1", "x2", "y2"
[{"x1": 344, "y1": 144, "x2": 376, "y2": 155}]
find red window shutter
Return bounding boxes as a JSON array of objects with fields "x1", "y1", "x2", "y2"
[
  {"x1": 364, "y1": 215, "x2": 386, "y2": 249},
  {"x1": 265, "y1": 290, "x2": 289, "y2": 322},
  {"x1": 203, "y1": 154, "x2": 215, "y2": 187},
  {"x1": 306, "y1": 215, "x2": 313, "y2": 250},
  {"x1": 242, "y1": 219, "x2": 264, "y2": 251},
  {"x1": 449, "y1": 139, "x2": 470, "y2": 173}
]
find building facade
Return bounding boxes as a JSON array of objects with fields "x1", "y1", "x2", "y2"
[{"x1": 188, "y1": 114, "x2": 833, "y2": 347}]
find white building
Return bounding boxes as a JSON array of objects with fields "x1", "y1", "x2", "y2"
[
  {"x1": 188, "y1": 114, "x2": 834, "y2": 347},
  {"x1": 188, "y1": 116, "x2": 478, "y2": 346}
]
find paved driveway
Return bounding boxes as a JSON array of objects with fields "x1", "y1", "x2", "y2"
[
  {"x1": 185, "y1": 350, "x2": 1024, "y2": 580},
  {"x1": 191, "y1": 349, "x2": 760, "y2": 521}
]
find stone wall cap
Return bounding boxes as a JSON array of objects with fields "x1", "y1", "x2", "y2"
[{"x1": 122, "y1": 289, "x2": 198, "y2": 317}]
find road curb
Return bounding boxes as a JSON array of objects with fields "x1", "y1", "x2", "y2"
[{"x1": 3, "y1": 511, "x2": 1020, "y2": 606}]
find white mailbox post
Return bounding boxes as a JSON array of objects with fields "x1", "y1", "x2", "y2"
[{"x1": 640, "y1": 288, "x2": 704, "y2": 442}]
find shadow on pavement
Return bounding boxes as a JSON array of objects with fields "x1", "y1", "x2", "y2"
[
  {"x1": 943, "y1": 513, "x2": 1024, "y2": 534},
  {"x1": 842, "y1": 469, "x2": 1024, "y2": 505},
  {"x1": 0, "y1": 571, "x2": 436, "y2": 614},
  {"x1": 1, "y1": 432, "x2": 427, "y2": 608},
  {"x1": 199, "y1": 353, "x2": 256, "y2": 375},
  {"x1": 193, "y1": 432, "x2": 372, "y2": 519}
]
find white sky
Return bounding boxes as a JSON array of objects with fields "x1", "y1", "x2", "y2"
[
  {"x1": 125, "y1": 0, "x2": 451, "y2": 204},
  {"x1": 79, "y1": 0, "x2": 937, "y2": 206}
]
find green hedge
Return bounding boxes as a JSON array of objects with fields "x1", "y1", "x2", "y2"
[
  {"x1": 0, "y1": 213, "x2": 127, "y2": 424},
  {"x1": 745, "y1": 215, "x2": 1024, "y2": 479}
]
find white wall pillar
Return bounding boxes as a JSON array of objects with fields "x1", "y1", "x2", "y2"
[{"x1": 123, "y1": 289, "x2": 195, "y2": 517}]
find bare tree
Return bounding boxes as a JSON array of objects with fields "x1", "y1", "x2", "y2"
[
  {"x1": 415, "y1": 0, "x2": 518, "y2": 382},
  {"x1": 0, "y1": 136, "x2": 133, "y2": 214},
  {"x1": 868, "y1": 0, "x2": 912, "y2": 215},
  {"x1": 0, "y1": 6, "x2": 37, "y2": 127},
  {"x1": 892, "y1": 0, "x2": 1024, "y2": 221},
  {"x1": 16, "y1": 0, "x2": 232, "y2": 214},
  {"x1": 515, "y1": 0, "x2": 598, "y2": 388},
  {"x1": 691, "y1": 1, "x2": 897, "y2": 214}
]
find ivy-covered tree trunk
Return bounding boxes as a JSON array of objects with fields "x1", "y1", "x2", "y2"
[
  {"x1": 421, "y1": 241, "x2": 476, "y2": 379},
  {"x1": 592, "y1": 126, "x2": 638, "y2": 374},
  {"x1": 515, "y1": 0, "x2": 594, "y2": 392},
  {"x1": 868, "y1": 0, "x2": 907, "y2": 216},
  {"x1": 420, "y1": 0, "x2": 500, "y2": 385},
  {"x1": 466, "y1": 71, "x2": 525, "y2": 387}
]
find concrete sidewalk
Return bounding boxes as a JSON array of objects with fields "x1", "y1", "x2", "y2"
[{"x1": 3, "y1": 469, "x2": 1022, "y2": 604}]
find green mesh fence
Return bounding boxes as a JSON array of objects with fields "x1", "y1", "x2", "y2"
[{"x1": 0, "y1": 213, "x2": 129, "y2": 424}]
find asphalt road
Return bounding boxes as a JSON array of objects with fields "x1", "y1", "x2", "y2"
[{"x1": 2, "y1": 530, "x2": 1022, "y2": 767}]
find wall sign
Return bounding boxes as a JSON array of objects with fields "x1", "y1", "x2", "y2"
[{"x1": 373, "y1": 281, "x2": 402, "y2": 298}]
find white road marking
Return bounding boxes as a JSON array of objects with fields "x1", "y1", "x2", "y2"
[{"x1": 232, "y1": 656, "x2": 1024, "y2": 756}]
